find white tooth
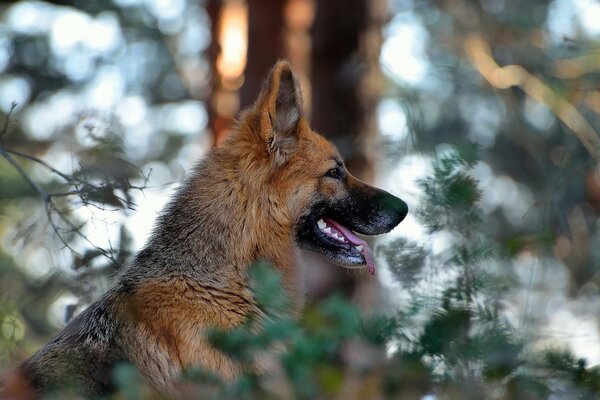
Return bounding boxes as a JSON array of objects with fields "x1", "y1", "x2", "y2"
[
  {"x1": 317, "y1": 219, "x2": 326, "y2": 229},
  {"x1": 355, "y1": 245, "x2": 364, "y2": 252},
  {"x1": 324, "y1": 227, "x2": 332, "y2": 234}
]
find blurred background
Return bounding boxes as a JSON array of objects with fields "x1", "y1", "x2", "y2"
[{"x1": 1, "y1": 0, "x2": 600, "y2": 396}]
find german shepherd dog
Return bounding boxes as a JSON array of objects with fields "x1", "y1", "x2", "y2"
[{"x1": 2, "y1": 61, "x2": 407, "y2": 398}]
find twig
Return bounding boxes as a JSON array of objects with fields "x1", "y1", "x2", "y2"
[
  {"x1": 0, "y1": 147, "x2": 49, "y2": 201},
  {"x1": 0, "y1": 145, "x2": 119, "y2": 265},
  {"x1": 45, "y1": 201, "x2": 119, "y2": 267},
  {"x1": 3, "y1": 147, "x2": 79, "y2": 183},
  {"x1": 3, "y1": 147, "x2": 150, "y2": 208},
  {"x1": 0, "y1": 108, "x2": 156, "y2": 270},
  {"x1": 0, "y1": 102, "x2": 17, "y2": 141}
]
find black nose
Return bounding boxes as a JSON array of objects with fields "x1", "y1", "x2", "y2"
[
  {"x1": 376, "y1": 190, "x2": 408, "y2": 231},
  {"x1": 332, "y1": 176, "x2": 409, "y2": 236}
]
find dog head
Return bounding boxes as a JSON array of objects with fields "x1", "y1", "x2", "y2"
[{"x1": 232, "y1": 61, "x2": 408, "y2": 274}]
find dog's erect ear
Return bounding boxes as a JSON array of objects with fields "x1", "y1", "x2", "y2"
[{"x1": 254, "y1": 61, "x2": 303, "y2": 164}]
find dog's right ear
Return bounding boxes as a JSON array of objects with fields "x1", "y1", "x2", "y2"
[{"x1": 252, "y1": 60, "x2": 303, "y2": 165}]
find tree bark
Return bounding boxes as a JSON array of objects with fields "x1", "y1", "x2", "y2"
[
  {"x1": 311, "y1": 0, "x2": 369, "y2": 180},
  {"x1": 207, "y1": 0, "x2": 227, "y2": 143},
  {"x1": 239, "y1": 0, "x2": 288, "y2": 109},
  {"x1": 308, "y1": 0, "x2": 385, "y2": 308}
]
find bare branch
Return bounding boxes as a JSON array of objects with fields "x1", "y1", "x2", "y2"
[
  {"x1": 45, "y1": 200, "x2": 119, "y2": 267},
  {"x1": 0, "y1": 147, "x2": 49, "y2": 201},
  {"x1": 0, "y1": 107, "x2": 154, "y2": 270},
  {"x1": 4, "y1": 147, "x2": 80, "y2": 183},
  {"x1": 0, "y1": 102, "x2": 17, "y2": 141},
  {"x1": 0, "y1": 145, "x2": 118, "y2": 266}
]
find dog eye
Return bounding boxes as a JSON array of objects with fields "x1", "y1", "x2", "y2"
[{"x1": 325, "y1": 166, "x2": 344, "y2": 180}]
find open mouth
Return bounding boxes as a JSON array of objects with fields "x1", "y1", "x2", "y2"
[
  {"x1": 295, "y1": 186, "x2": 407, "y2": 276},
  {"x1": 308, "y1": 216, "x2": 376, "y2": 275}
]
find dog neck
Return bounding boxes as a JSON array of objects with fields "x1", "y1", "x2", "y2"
[{"x1": 130, "y1": 147, "x2": 304, "y2": 313}]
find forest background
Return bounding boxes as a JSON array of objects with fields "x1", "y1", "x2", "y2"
[{"x1": 1, "y1": 0, "x2": 600, "y2": 398}]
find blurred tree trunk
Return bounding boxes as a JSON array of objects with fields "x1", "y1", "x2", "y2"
[
  {"x1": 307, "y1": 0, "x2": 386, "y2": 308},
  {"x1": 239, "y1": 0, "x2": 288, "y2": 109},
  {"x1": 207, "y1": 0, "x2": 227, "y2": 144},
  {"x1": 210, "y1": 0, "x2": 288, "y2": 144}
]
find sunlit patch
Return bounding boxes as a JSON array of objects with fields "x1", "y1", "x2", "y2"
[
  {"x1": 21, "y1": 90, "x2": 78, "y2": 140},
  {"x1": 147, "y1": 0, "x2": 185, "y2": 21},
  {"x1": 162, "y1": 100, "x2": 208, "y2": 135},
  {"x1": 580, "y1": 1, "x2": 600, "y2": 36},
  {"x1": 217, "y1": 0, "x2": 248, "y2": 88},
  {"x1": 378, "y1": 99, "x2": 409, "y2": 140},
  {"x1": 5, "y1": 1, "x2": 55, "y2": 35},
  {"x1": 85, "y1": 66, "x2": 125, "y2": 110},
  {"x1": 124, "y1": 187, "x2": 174, "y2": 250},
  {"x1": 86, "y1": 12, "x2": 122, "y2": 53},
  {"x1": 380, "y1": 12, "x2": 429, "y2": 86},
  {"x1": 116, "y1": 96, "x2": 148, "y2": 127},
  {"x1": 47, "y1": 293, "x2": 80, "y2": 329},
  {"x1": 50, "y1": 10, "x2": 90, "y2": 53},
  {"x1": 546, "y1": 0, "x2": 600, "y2": 42},
  {"x1": 22, "y1": 248, "x2": 54, "y2": 279},
  {"x1": 0, "y1": 76, "x2": 31, "y2": 112},
  {"x1": 49, "y1": 9, "x2": 121, "y2": 55}
]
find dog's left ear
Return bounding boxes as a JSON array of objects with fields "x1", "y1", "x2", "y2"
[{"x1": 254, "y1": 60, "x2": 303, "y2": 164}]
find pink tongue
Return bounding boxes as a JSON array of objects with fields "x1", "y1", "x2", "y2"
[{"x1": 323, "y1": 217, "x2": 375, "y2": 275}]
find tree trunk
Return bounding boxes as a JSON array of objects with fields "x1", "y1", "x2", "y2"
[
  {"x1": 239, "y1": 0, "x2": 288, "y2": 109},
  {"x1": 207, "y1": 0, "x2": 227, "y2": 144},
  {"x1": 308, "y1": 0, "x2": 386, "y2": 308}
]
